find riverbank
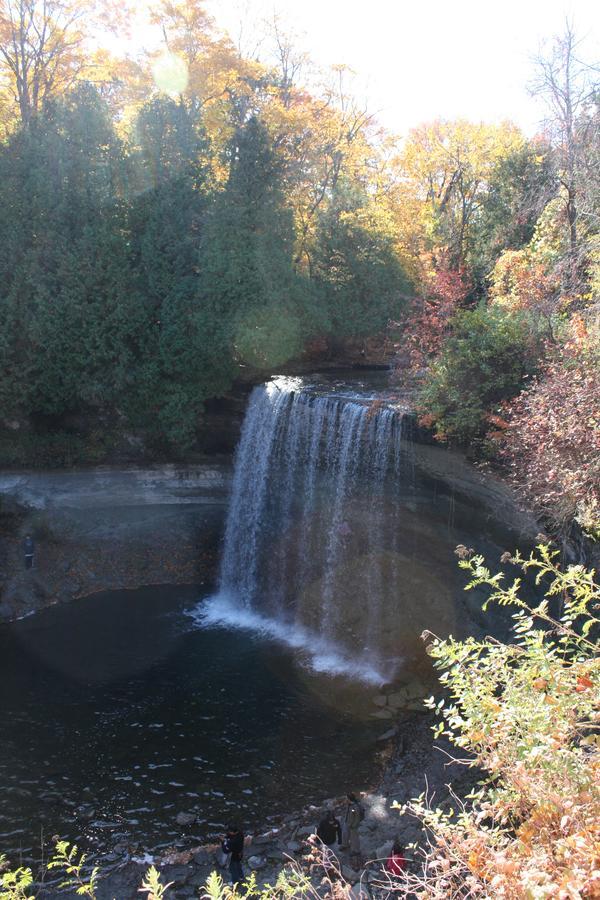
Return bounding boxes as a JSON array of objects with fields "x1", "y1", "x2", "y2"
[{"x1": 39, "y1": 710, "x2": 476, "y2": 899}]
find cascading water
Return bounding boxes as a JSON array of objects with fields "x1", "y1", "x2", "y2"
[{"x1": 198, "y1": 377, "x2": 414, "y2": 683}]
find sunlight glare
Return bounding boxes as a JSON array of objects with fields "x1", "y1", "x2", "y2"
[{"x1": 152, "y1": 52, "x2": 189, "y2": 95}]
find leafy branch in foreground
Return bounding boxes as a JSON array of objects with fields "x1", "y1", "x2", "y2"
[
  {"x1": 47, "y1": 841, "x2": 99, "y2": 898},
  {"x1": 138, "y1": 865, "x2": 172, "y2": 899},
  {"x1": 0, "y1": 856, "x2": 34, "y2": 900},
  {"x1": 394, "y1": 542, "x2": 599, "y2": 898},
  {"x1": 198, "y1": 849, "x2": 334, "y2": 899}
]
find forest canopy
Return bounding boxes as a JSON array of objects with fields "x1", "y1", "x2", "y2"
[
  {"x1": 0, "y1": 3, "x2": 598, "y2": 533},
  {"x1": 0, "y1": 0, "x2": 414, "y2": 450}
]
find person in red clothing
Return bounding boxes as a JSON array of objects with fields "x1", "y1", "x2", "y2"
[{"x1": 385, "y1": 839, "x2": 407, "y2": 876}]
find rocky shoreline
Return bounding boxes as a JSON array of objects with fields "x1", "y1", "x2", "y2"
[{"x1": 37, "y1": 702, "x2": 479, "y2": 899}]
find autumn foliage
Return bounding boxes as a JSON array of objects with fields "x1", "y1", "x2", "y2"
[
  {"x1": 499, "y1": 323, "x2": 600, "y2": 536},
  {"x1": 395, "y1": 544, "x2": 600, "y2": 899},
  {"x1": 399, "y1": 254, "x2": 472, "y2": 372}
]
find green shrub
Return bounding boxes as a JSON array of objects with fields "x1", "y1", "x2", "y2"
[
  {"x1": 394, "y1": 542, "x2": 600, "y2": 898},
  {"x1": 418, "y1": 304, "x2": 540, "y2": 446}
]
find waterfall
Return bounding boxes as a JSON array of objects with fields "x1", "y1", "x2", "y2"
[{"x1": 198, "y1": 377, "x2": 413, "y2": 683}]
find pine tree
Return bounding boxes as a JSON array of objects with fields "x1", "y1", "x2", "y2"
[
  {"x1": 199, "y1": 116, "x2": 307, "y2": 371},
  {"x1": 0, "y1": 85, "x2": 138, "y2": 423}
]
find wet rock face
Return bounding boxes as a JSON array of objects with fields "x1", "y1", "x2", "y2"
[
  {"x1": 0, "y1": 371, "x2": 540, "y2": 626},
  {"x1": 0, "y1": 464, "x2": 232, "y2": 621}
]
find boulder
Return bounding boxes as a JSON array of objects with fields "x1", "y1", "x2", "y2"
[
  {"x1": 372, "y1": 694, "x2": 388, "y2": 707},
  {"x1": 252, "y1": 832, "x2": 276, "y2": 845},
  {"x1": 376, "y1": 727, "x2": 398, "y2": 742},
  {"x1": 193, "y1": 849, "x2": 214, "y2": 866},
  {"x1": 405, "y1": 682, "x2": 427, "y2": 700},
  {"x1": 248, "y1": 855, "x2": 266, "y2": 870},
  {"x1": 375, "y1": 840, "x2": 394, "y2": 861},
  {"x1": 370, "y1": 709, "x2": 394, "y2": 719},
  {"x1": 405, "y1": 699, "x2": 426, "y2": 711},
  {"x1": 175, "y1": 812, "x2": 196, "y2": 826},
  {"x1": 161, "y1": 864, "x2": 190, "y2": 885},
  {"x1": 386, "y1": 690, "x2": 408, "y2": 709},
  {"x1": 341, "y1": 865, "x2": 359, "y2": 882}
]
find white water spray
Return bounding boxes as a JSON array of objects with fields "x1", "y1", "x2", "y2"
[{"x1": 197, "y1": 378, "x2": 412, "y2": 683}]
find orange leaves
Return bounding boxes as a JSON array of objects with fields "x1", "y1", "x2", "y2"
[
  {"x1": 467, "y1": 848, "x2": 486, "y2": 877},
  {"x1": 499, "y1": 336, "x2": 600, "y2": 531},
  {"x1": 486, "y1": 413, "x2": 510, "y2": 431},
  {"x1": 397, "y1": 252, "x2": 472, "y2": 375}
]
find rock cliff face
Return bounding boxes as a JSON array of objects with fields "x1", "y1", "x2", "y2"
[
  {"x1": 0, "y1": 377, "x2": 540, "y2": 624},
  {"x1": 0, "y1": 464, "x2": 231, "y2": 621}
]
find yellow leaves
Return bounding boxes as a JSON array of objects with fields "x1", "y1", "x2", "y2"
[
  {"x1": 398, "y1": 118, "x2": 523, "y2": 194},
  {"x1": 387, "y1": 118, "x2": 526, "y2": 282},
  {"x1": 0, "y1": 0, "x2": 114, "y2": 127},
  {"x1": 518, "y1": 822, "x2": 536, "y2": 847},
  {"x1": 467, "y1": 847, "x2": 486, "y2": 876}
]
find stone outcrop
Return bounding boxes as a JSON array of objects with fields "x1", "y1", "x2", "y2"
[
  {"x1": 0, "y1": 464, "x2": 231, "y2": 621},
  {"x1": 42, "y1": 713, "x2": 477, "y2": 899}
]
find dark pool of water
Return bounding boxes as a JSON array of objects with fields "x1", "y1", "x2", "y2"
[{"x1": 0, "y1": 585, "x2": 382, "y2": 863}]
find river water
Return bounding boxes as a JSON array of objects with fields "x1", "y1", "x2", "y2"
[
  {"x1": 0, "y1": 372, "x2": 534, "y2": 867},
  {"x1": 0, "y1": 584, "x2": 381, "y2": 864}
]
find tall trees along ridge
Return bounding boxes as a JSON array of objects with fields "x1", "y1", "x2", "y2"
[{"x1": 0, "y1": 0, "x2": 597, "y2": 492}]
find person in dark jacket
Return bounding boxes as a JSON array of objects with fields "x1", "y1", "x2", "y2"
[
  {"x1": 222, "y1": 824, "x2": 244, "y2": 885},
  {"x1": 341, "y1": 792, "x2": 363, "y2": 865},
  {"x1": 22, "y1": 535, "x2": 34, "y2": 570},
  {"x1": 316, "y1": 809, "x2": 342, "y2": 846}
]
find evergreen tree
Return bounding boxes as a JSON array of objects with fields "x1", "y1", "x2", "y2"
[
  {"x1": 198, "y1": 116, "x2": 307, "y2": 371},
  {"x1": 126, "y1": 97, "x2": 230, "y2": 448},
  {"x1": 0, "y1": 85, "x2": 138, "y2": 423},
  {"x1": 312, "y1": 183, "x2": 411, "y2": 341}
]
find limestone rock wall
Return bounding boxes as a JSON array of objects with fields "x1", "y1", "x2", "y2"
[{"x1": 0, "y1": 464, "x2": 231, "y2": 621}]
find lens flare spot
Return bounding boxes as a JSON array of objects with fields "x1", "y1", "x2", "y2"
[{"x1": 152, "y1": 52, "x2": 189, "y2": 95}]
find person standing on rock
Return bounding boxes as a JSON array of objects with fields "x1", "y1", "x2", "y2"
[
  {"x1": 385, "y1": 839, "x2": 407, "y2": 876},
  {"x1": 341, "y1": 793, "x2": 363, "y2": 866},
  {"x1": 316, "y1": 809, "x2": 342, "y2": 847},
  {"x1": 22, "y1": 535, "x2": 35, "y2": 570},
  {"x1": 222, "y1": 824, "x2": 244, "y2": 886}
]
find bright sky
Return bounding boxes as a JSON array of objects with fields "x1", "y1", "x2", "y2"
[{"x1": 204, "y1": 0, "x2": 600, "y2": 137}]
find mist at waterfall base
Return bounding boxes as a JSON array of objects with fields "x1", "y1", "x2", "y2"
[
  {"x1": 1, "y1": 372, "x2": 524, "y2": 862},
  {"x1": 0, "y1": 585, "x2": 382, "y2": 862},
  {"x1": 196, "y1": 377, "x2": 420, "y2": 684}
]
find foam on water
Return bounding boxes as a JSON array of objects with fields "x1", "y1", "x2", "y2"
[
  {"x1": 190, "y1": 592, "x2": 392, "y2": 685},
  {"x1": 210, "y1": 377, "x2": 414, "y2": 683}
]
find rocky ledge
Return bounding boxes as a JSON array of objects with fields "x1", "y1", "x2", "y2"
[
  {"x1": 0, "y1": 464, "x2": 231, "y2": 621},
  {"x1": 40, "y1": 711, "x2": 477, "y2": 899}
]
